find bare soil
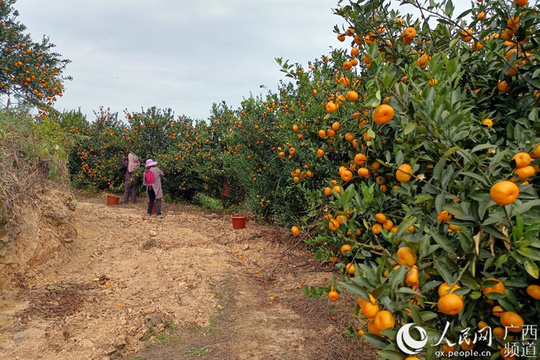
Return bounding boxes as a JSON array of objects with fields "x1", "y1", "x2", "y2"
[{"x1": 0, "y1": 193, "x2": 374, "y2": 360}]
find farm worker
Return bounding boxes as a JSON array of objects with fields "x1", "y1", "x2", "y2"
[
  {"x1": 143, "y1": 158, "x2": 165, "y2": 217},
  {"x1": 121, "y1": 152, "x2": 140, "y2": 204}
]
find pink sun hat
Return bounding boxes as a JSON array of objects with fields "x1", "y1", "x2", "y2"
[{"x1": 145, "y1": 159, "x2": 158, "y2": 168}]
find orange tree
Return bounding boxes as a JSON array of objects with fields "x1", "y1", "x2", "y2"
[
  {"x1": 278, "y1": 0, "x2": 540, "y2": 358},
  {"x1": 0, "y1": 0, "x2": 70, "y2": 113}
]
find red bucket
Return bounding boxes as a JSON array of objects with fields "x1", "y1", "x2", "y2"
[
  {"x1": 232, "y1": 215, "x2": 247, "y2": 229},
  {"x1": 107, "y1": 195, "x2": 120, "y2": 205},
  {"x1": 147, "y1": 201, "x2": 157, "y2": 214}
]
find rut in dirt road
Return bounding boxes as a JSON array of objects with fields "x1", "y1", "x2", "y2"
[{"x1": 0, "y1": 197, "x2": 369, "y2": 360}]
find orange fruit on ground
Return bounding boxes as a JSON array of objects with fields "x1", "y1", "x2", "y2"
[
  {"x1": 341, "y1": 244, "x2": 353, "y2": 255},
  {"x1": 490, "y1": 181, "x2": 519, "y2": 206},
  {"x1": 492, "y1": 305, "x2": 504, "y2": 317},
  {"x1": 354, "y1": 153, "x2": 367, "y2": 165},
  {"x1": 328, "y1": 290, "x2": 339, "y2": 301},
  {"x1": 329, "y1": 256, "x2": 338, "y2": 263},
  {"x1": 500, "y1": 311, "x2": 524, "y2": 332},
  {"x1": 512, "y1": 152, "x2": 532, "y2": 168},
  {"x1": 291, "y1": 226, "x2": 300, "y2": 236},
  {"x1": 526, "y1": 284, "x2": 540, "y2": 299},
  {"x1": 375, "y1": 213, "x2": 386, "y2": 224},
  {"x1": 482, "y1": 278, "x2": 505, "y2": 296},
  {"x1": 438, "y1": 293, "x2": 464, "y2": 315},
  {"x1": 515, "y1": 165, "x2": 536, "y2": 180},
  {"x1": 396, "y1": 163, "x2": 413, "y2": 182},
  {"x1": 397, "y1": 246, "x2": 417, "y2": 266},
  {"x1": 372, "y1": 104, "x2": 395, "y2": 124},
  {"x1": 374, "y1": 310, "x2": 395, "y2": 331},
  {"x1": 357, "y1": 329, "x2": 366, "y2": 336},
  {"x1": 346, "y1": 263, "x2": 355, "y2": 275},
  {"x1": 438, "y1": 282, "x2": 463, "y2": 299}
]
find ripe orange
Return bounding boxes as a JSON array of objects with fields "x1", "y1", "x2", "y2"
[
  {"x1": 515, "y1": 165, "x2": 536, "y2": 180},
  {"x1": 367, "y1": 319, "x2": 381, "y2": 335},
  {"x1": 372, "y1": 223, "x2": 382, "y2": 234},
  {"x1": 328, "y1": 290, "x2": 339, "y2": 301},
  {"x1": 482, "y1": 118, "x2": 493, "y2": 128},
  {"x1": 493, "y1": 327, "x2": 506, "y2": 339},
  {"x1": 498, "y1": 80, "x2": 510, "y2": 92},
  {"x1": 332, "y1": 121, "x2": 341, "y2": 131},
  {"x1": 326, "y1": 101, "x2": 338, "y2": 113},
  {"x1": 289, "y1": 147, "x2": 296, "y2": 155},
  {"x1": 512, "y1": 152, "x2": 532, "y2": 168},
  {"x1": 396, "y1": 163, "x2": 413, "y2": 182},
  {"x1": 372, "y1": 104, "x2": 395, "y2": 124},
  {"x1": 526, "y1": 284, "x2": 540, "y2": 299},
  {"x1": 437, "y1": 210, "x2": 452, "y2": 223},
  {"x1": 324, "y1": 187, "x2": 332, "y2": 196},
  {"x1": 438, "y1": 293, "x2": 464, "y2": 315},
  {"x1": 461, "y1": 338, "x2": 474, "y2": 351},
  {"x1": 317, "y1": 149, "x2": 324, "y2": 157},
  {"x1": 375, "y1": 213, "x2": 386, "y2": 224},
  {"x1": 345, "y1": 263, "x2": 355, "y2": 274},
  {"x1": 329, "y1": 219, "x2": 340, "y2": 231},
  {"x1": 341, "y1": 244, "x2": 353, "y2": 255},
  {"x1": 359, "y1": 300, "x2": 380, "y2": 319},
  {"x1": 438, "y1": 282, "x2": 462, "y2": 299},
  {"x1": 490, "y1": 181, "x2": 519, "y2": 206},
  {"x1": 341, "y1": 169, "x2": 353, "y2": 182},
  {"x1": 514, "y1": 0, "x2": 527, "y2": 7},
  {"x1": 382, "y1": 219, "x2": 393, "y2": 231},
  {"x1": 397, "y1": 246, "x2": 417, "y2": 266},
  {"x1": 500, "y1": 311, "x2": 524, "y2": 332},
  {"x1": 461, "y1": 28, "x2": 473, "y2": 42},
  {"x1": 318, "y1": 129, "x2": 327, "y2": 138},
  {"x1": 374, "y1": 310, "x2": 395, "y2": 331},
  {"x1": 333, "y1": 185, "x2": 342, "y2": 194},
  {"x1": 482, "y1": 278, "x2": 505, "y2": 296},
  {"x1": 346, "y1": 90, "x2": 359, "y2": 101},
  {"x1": 357, "y1": 167, "x2": 369, "y2": 178},
  {"x1": 291, "y1": 226, "x2": 300, "y2": 236},
  {"x1": 492, "y1": 305, "x2": 504, "y2": 317},
  {"x1": 354, "y1": 153, "x2": 367, "y2": 165},
  {"x1": 443, "y1": 344, "x2": 455, "y2": 353}
]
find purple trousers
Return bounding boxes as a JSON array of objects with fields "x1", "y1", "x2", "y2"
[{"x1": 124, "y1": 179, "x2": 138, "y2": 204}]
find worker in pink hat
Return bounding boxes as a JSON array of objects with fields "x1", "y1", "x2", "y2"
[{"x1": 143, "y1": 158, "x2": 165, "y2": 216}]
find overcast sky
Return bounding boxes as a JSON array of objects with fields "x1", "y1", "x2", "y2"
[{"x1": 14, "y1": 0, "x2": 349, "y2": 122}]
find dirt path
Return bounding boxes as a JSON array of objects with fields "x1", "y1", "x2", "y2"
[{"x1": 0, "y1": 195, "x2": 372, "y2": 360}]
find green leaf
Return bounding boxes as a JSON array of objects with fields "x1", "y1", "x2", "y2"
[
  {"x1": 443, "y1": 146, "x2": 460, "y2": 157},
  {"x1": 404, "y1": 122, "x2": 416, "y2": 135},
  {"x1": 364, "y1": 334, "x2": 389, "y2": 348},
  {"x1": 517, "y1": 247, "x2": 540, "y2": 261},
  {"x1": 396, "y1": 217, "x2": 416, "y2": 239},
  {"x1": 339, "y1": 280, "x2": 369, "y2": 299},
  {"x1": 432, "y1": 232, "x2": 455, "y2": 254},
  {"x1": 377, "y1": 350, "x2": 405, "y2": 360},
  {"x1": 524, "y1": 259, "x2": 539, "y2": 279},
  {"x1": 390, "y1": 265, "x2": 407, "y2": 290}
]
